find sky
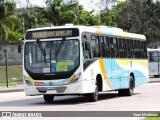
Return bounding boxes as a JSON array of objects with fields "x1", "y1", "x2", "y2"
[{"x1": 15, "y1": 0, "x2": 107, "y2": 13}]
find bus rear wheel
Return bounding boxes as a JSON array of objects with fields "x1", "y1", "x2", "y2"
[
  {"x1": 118, "y1": 76, "x2": 134, "y2": 96},
  {"x1": 43, "y1": 95, "x2": 54, "y2": 103},
  {"x1": 88, "y1": 82, "x2": 98, "y2": 102},
  {"x1": 153, "y1": 75, "x2": 159, "y2": 78}
]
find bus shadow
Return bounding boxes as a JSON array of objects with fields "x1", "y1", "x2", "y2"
[
  {"x1": 38, "y1": 93, "x2": 125, "y2": 105},
  {"x1": 34, "y1": 92, "x2": 141, "y2": 105},
  {"x1": 58, "y1": 93, "x2": 118, "y2": 104},
  {"x1": 0, "y1": 93, "x2": 140, "y2": 107}
]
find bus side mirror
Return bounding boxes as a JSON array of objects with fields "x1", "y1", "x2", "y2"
[{"x1": 18, "y1": 45, "x2": 21, "y2": 53}]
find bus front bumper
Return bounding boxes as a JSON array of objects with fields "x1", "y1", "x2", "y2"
[{"x1": 24, "y1": 80, "x2": 95, "y2": 96}]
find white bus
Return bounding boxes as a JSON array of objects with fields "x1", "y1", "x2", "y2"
[
  {"x1": 23, "y1": 25, "x2": 149, "y2": 102},
  {"x1": 147, "y1": 48, "x2": 160, "y2": 77}
]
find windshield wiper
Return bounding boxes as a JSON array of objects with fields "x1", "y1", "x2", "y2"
[
  {"x1": 55, "y1": 37, "x2": 65, "y2": 56},
  {"x1": 36, "y1": 39, "x2": 47, "y2": 65}
]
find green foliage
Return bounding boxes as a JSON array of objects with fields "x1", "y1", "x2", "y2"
[
  {"x1": 115, "y1": 0, "x2": 160, "y2": 43},
  {"x1": 1, "y1": 0, "x2": 160, "y2": 44},
  {"x1": 0, "y1": 65, "x2": 23, "y2": 86},
  {"x1": 144, "y1": 112, "x2": 160, "y2": 120},
  {"x1": 0, "y1": 0, "x2": 21, "y2": 43},
  {"x1": 8, "y1": 31, "x2": 23, "y2": 43}
]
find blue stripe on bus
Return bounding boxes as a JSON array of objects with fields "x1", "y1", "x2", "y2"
[
  {"x1": 43, "y1": 77, "x2": 71, "y2": 86},
  {"x1": 103, "y1": 59, "x2": 148, "y2": 89}
]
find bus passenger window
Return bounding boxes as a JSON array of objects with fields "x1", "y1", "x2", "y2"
[
  {"x1": 118, "y1": 38, "x2": 123, "y2": 58},
  {"x1": 110, "y1": 38, "x2": 114, "y2": 58},
  {"x1": 105, "y1": 37, "x2": 110, "y2": 58},
  {"x1": 123, "y1": 39, "x2": 127, "y2": 58},
  {"x1": 150, "y1": 52, "x2": 158, "y2": 62},
  {"x1": 130, "y1": 40, "x2": 134, "y2": 58},
  {"x1": 91, "y1": 36, "x2": 101, "y2": 58},
  {"x1": 126, "y1": 40, "x2": 131, "y2": 58},
  {"x1": 116, "y1": 38, "x2": 119, "y2": 58},
  {"x1": 83, "y1": 36, "x2": 91, "y2": 59},
  {"x1": 141, "y1": 41, "x2": 147, "y2": 59},
  {"x1": 134, "y1": 40, "x2": 141, "y2": 59},
  {"x1": 100, "y1": 36, "x2": 105, "y2": 57}
]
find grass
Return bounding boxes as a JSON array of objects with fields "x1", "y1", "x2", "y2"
[
  {"x1": 0, "y1": 65, "x2": 23, "y2": 86},
  {"x1": 143, "y1": 113, "x2": 160, "y2": 120}
]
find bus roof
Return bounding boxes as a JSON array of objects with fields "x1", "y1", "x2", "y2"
[{"x1": 26, "y1": 25, "x2": 146, "y2": 40}]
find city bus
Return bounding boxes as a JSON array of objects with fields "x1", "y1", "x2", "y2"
[
  {"x1": 147, "y1": 48, "x2": 160, "y2": 77},
  {"x1": 23, "y1": 25, "x2": 149, "y2": 102}
]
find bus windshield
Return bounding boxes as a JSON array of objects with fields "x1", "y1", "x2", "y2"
[{"x1": 25, "y1": 39, "x2": 79, "y2": 79}]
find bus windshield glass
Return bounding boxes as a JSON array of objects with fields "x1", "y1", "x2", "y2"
[{"x1": 25, "y1": 39, "x2": 79, "y2": 76}]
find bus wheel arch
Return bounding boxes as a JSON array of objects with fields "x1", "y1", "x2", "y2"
[
  {"x1": 130, "y1": 72, "x2": 135, "y2": 88},
  {"x1": 96, "y1": 74, "x2": 103, "y2": 92},
  {"x1": 118, "y1": 73, "x2": 135, "y2": 96},
  {"x1": 88, "y1": 74, "x2": 102, "y2": 102}
]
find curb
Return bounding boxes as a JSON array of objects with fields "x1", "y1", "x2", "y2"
[
  {"x1": 0, "y1": 86, "x2": 24, "y2": 93},
  {"x1": 149, "y1": 81, "x2": 160, "y2": 83},
  {"x1": 0, "y1": 89, "x2": 24, "y2": 93}
]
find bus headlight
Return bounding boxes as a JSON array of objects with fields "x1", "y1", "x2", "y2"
[
  {"x1": 24, "y1": 76, "x2": 32, "y2": 86},
  {"x1": 71, "y1": 73, "x2": 81, "y2": 83}
]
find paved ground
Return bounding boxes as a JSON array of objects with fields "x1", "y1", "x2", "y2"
[
  {"x1": 0, "y1": 77, "x2": 159, "y2": 120},
  {"x1": 0, "y1": 77, "x2": 159, "y2": 93},
  {"x1": 1, "y1": 81, "x2": 160, "y2": 111}
]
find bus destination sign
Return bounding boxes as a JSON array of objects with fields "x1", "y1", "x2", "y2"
[
  {"x1": 25, "y1": 28, "x2": 79, "y2": 39},
  {"x1": 32, "y1": 30, "x2": 72, "y2": 39}
]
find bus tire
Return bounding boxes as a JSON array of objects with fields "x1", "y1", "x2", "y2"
[
  {"x1": 43, "y1": 95, "x2": 54, "y2": 103},
  {"x1": 125, "y1": 76, "x2": 134, "y2": 96},
  {"x1": 118, "y1": 89, "x2": 125, "y2": 96},
  {"x1": 153, "y1": 75, "x2": 159, "y2": 78},
  {"x1": 88, "y1": 82, "x2": 98, "y2": 102},
  {"x1": 118, "y1": 76, "x2": 134, "y2": 96}
]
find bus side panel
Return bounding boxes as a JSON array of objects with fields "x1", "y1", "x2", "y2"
[
  {"x1": 103, "y1": 59, "x2": 113, "y2": 90},
  {"x1": 112, "y1": 59, "x2": 124, "y2": 89},
  {"x1": 128, "y1": 59, "x2": 149, "y2": 87},
  {"x1": 116, "y1": 59, "x2": 148, "y2": 88},
  {"x1": 83, "y1": 59, "x2": 114, "y2": 92},
  {"x1": 135, "y1": 60, "x2": 149, "y2": 86},
  {"x1": 112, "y1": 59, "x2": 129, "y2": 89}
]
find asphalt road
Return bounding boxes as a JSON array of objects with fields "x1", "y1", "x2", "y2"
[{"x1": 0, "y1": 78, "x2": 160, "y2": 112}]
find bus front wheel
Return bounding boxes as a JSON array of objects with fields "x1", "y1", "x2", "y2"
[
  {"x1": 88, "y1": 82, "x2": 98, "y2": 102},
  {"x1": 43, "y1": 95, "x2": 54, "y2": 103}
]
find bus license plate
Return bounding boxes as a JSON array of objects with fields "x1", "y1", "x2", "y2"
[{"x1": 47, "y1": 90, "x2": 57, "y2": 94}]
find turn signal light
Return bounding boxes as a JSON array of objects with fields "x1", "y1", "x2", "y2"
[{"x1": 34, "y1": 82, "x2": 44, "y2": 86}]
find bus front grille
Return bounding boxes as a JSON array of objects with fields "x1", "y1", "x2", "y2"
[{"x1": 36, "y1": 86, "x2": 67, "y2": 93}]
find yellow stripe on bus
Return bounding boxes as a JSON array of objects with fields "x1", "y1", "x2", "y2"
[
  {"x1": 99, "y1": 59, "x2": 112, "y2": 89},
  {"x1": 63, "y1": 74, "x2": 76, "y2": 85}
]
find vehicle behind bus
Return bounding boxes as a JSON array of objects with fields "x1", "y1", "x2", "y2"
[{"x1": 147, "y1": 48, "x2": 160, "y2": 77}]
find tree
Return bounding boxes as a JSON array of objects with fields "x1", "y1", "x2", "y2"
[
  {"x1": 100, "y1": 0, "x2": 124, "y2": 26},
  {"x1": 31, "y1": 0, "x2": 102, "y2": 26},
  {"x1": 117, "y1": 0, "x2": 160, "y2": 44},
  {"x1": 0, "y1": 0, "x2": 21, "y2": 43}
]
